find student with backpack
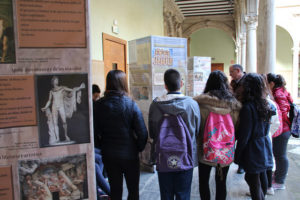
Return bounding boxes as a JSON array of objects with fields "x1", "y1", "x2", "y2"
[
  {"x1": 235, "y1": 73, "x2": 274, "y2": 200},
  {"x1": 194, "y1": 71, "x2": 241, "y2": 200},
  {"x1": 149, "y1": 69, "x2": 201, "y2": 200}
]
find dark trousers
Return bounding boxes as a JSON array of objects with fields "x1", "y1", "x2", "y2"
[
  {"x1": 103, "y1": 157, "x2": 140, "y2": 200},
  {"x1": 158, "y1": 168, "x2": 193, "y2": 200},
  {"x1": 198, "y1": 162, "x2": 229, "y2": 200},
  {"x1": 266, "y1": 169, "x2": 273, "y2": 188},
  {"x1": 245, "y1": 172, "x2": 267, "y2": 200},
  {"x1": 273, "y1": 131, "x2": 291, "y2": 184}
]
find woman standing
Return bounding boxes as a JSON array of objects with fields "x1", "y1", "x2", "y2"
[
  {"x1": 94, "y1": 70, "x2": 148, "y2": 200},
  {"x1": 194, "y1": 71, "x2": 241, "y2": 200},
  {"x1": 267, "y1": 73, "x2": 293, "y2": 190},
  {"x1": 235, "y1": 73, "x2": 273, "y2": 200}
]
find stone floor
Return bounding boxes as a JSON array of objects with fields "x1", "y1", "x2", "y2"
[{"x1": 121, "y1": 137, "x2": 300, "y2": 200}]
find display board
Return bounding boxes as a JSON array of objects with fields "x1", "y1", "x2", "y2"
[
  {"x1": 0, "y1": 0, "x2": 95, "y2": 199},
  {"x1": 129, "y1": 36, "x2": 187, "y2": 171},
  {"x1": 186, "y1": 56, "x2": 211, "y2": 97}
]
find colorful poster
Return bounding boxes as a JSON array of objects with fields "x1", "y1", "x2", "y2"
[
  {"x1": 16, "y1": 0, "x2": 86, "y2": 48},
  {"x1": 18, "y1": 154, "x2": 88, "y2": 200}
]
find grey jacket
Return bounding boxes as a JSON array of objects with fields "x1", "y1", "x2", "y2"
[{"x1": 149, "y1": 93, "x2": 201, "y2": 167}]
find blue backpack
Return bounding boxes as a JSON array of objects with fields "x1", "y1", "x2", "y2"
[{"x1": 155, "y1": 113, "x2": 193, "y2": 172}]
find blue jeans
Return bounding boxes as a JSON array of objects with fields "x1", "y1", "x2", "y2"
[
  {"x1": 95, "y1": 148, "x2": 111, "y2": 196},
  {"x1": 158, "y1": 168, "x2": 193, "y2": 200},
  {"x1": 272, "y1": 131, "x2": 291, "y2": 184}
]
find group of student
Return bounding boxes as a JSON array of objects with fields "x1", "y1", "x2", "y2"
[{"x1": 92, "y1": 64, "x2": 293, "y2": 200}]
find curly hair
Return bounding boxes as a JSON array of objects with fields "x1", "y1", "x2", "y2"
[
  {"x1": 241, "y1": 73, "x2": 272, "y2": 120},
  {"x1": 203, "y1": 70, "x2": 234, "y2": 101}
]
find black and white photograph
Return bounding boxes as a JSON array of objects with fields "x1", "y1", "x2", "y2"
[
  {"x1": 18, "y1": 154, "x2": 88, "y2": 200},
  {"x1": 36, "y1": 73, "x2": 90, "y2": 148},
  {"x1": 0, "y1": 0, "x2": 16, "y2": 64}
]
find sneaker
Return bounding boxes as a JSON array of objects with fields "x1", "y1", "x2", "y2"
[
  {"x1": 237, "y1": 167, "x2": 245, "y2": 174},
  {"x1": 246, "y1": 191, "x2": 251, "y2": 196},
  {"x1": 273, "y1": 183, "x2": 286, "y2": 190},
  {"x1": 267, "y1": 187, "x2": 274, "y2": 195}
]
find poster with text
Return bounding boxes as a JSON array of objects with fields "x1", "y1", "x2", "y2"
[{"x1": 0, "y1": 0, "x2": 96, "y2": 199}]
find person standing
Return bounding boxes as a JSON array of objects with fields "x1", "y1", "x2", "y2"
[
  {"x1": 94, "y1": 70, "x2": 148, "y2": 200},
  {"x1": 194, "y1": 71, "x2": 241, "y2": 200},
  {"x1": 267, "y1": 73, "x2": 293, "y2": 190},
  {"x1": 149, "y1": 69, "x2": 200, "y2": 200},
  {"x1": 235, "y1": 73, "x2": 274, "y2": 200},
  {"x1": 229, "y1": 64, "x2": 246, "y2": 174}
]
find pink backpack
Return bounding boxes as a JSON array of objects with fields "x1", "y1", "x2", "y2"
[{"x1": 203, "y1": 112, "x2": 235, "y2": 166}]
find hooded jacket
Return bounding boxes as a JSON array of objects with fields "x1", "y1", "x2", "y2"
[
  {"x1": 235, "y1": 102, "x2": 273, "y2": 173},
  {"x1": 149, "y1": 93, "x2": 201, "y2": 167},
  {"x1": 273, "y1": 87, "x2": 293, "y2": 133},
  {"x1": 194, "y1": 92, "x2": 241, "y2": 167}
]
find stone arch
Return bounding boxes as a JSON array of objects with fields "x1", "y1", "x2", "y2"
[{"x1": 183, "y1": 21, "x2": 236, "y2": 42}]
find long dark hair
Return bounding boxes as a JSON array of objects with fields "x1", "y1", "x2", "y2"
[
  {"x1": 242, "y1": 73, "x2": 272, "y2": 120},
  {"x1": 267, "y1": 73, "x2": 286, "y2": 89},
  {"x1": 203, "y1": 70, "x2": 234, "y2": 100},
  {"x1": 104, "y1": 70, "x2": 129, "y2": 96}
]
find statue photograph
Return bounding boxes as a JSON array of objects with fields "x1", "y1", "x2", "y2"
[{"x1": 36, "y1": 74, "x2": 90, "y2": 147}]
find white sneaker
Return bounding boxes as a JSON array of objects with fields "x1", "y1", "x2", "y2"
[
  {"x1": 273, "y1": 183, "x2": 286, "y2": 190},
  {"x1": 267, "y1": 187, "x2": 274, "y2": 195}
]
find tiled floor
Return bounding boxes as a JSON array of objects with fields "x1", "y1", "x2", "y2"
[{"x1": 121, "y1": 137, "x2": 300, "y2": 200}]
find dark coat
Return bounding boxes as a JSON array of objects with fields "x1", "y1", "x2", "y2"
[
  {"x1": 94, "y1": 93, "x2": 148, "y2": 160},
  {"x1": 235, "y1": 102, "x2": 273, "y2": 174},
  {"x1": 230, "y1": 73, "x2": 245, "y2": 102}
]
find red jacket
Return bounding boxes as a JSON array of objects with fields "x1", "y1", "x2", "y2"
[{"x1": 273, "y1": 87, "x2": 293, "y2": 133}]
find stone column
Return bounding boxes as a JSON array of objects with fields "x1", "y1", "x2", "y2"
[
  {"x1": 245, "y1": 15, "x2": 258, "y2": 73},
  {"x1": 292, "y1": 45, "x2": 299, "y2": 101},
  {"x1": 240, "y1": 33, "x2": 247, "y2": 69},
  {"x1": 257, "y1": 0, "x2": 276, "y2": 74}
]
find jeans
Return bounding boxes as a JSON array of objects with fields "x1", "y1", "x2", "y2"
[
  {"x1": 158, "y1": 168, "x2": 193, "y2": 200},
  {"x1": 273, "y1": 131, "x2": 291, "y2": 184},
  {"x1": 103, "y1": 157, "x2": 140, "y2": 200},
  {"x1": 198, "y1": 162, "x2": 229, "y2": 200},
  {"x1": 95, "y1": 149, "x2": 111, "y2": 197},
  {"x1": 245, "y1": 172, "x2": 267, "y2": 200}
]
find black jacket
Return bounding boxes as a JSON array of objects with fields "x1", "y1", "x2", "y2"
[
  {"x1": 94, "y1": 93, "x2": 148, "y2": 160},
  {"x1": 235, "y1": 102, "x2": 273, "y2": 174}
]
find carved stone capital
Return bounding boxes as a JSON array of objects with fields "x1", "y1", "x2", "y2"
[{"x1": 245, "y1": 15, "x2": 258, "y2": 31}]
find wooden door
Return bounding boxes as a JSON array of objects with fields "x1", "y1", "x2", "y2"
[
  {"x1": 211, "y1": 63, "x2": 224, "y2": 72},
  {"x1": 102, "y1": 33, "x2": 127, "y2": 77}
]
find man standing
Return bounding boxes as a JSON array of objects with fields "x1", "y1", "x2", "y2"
[
  {"x1": 149, "y1": 69, "x2": 200, "y2": 200},
  {"x1": 229, "y1": 64, "x2": 245, "y2": 102},
  {"x1": 229, "y1": 64, "x2": 246, "y2": 174}
]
